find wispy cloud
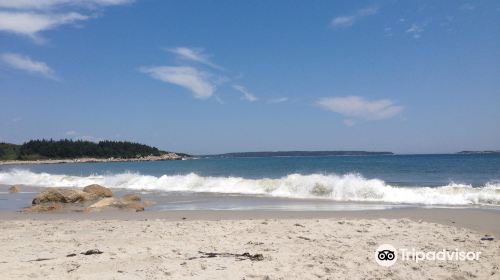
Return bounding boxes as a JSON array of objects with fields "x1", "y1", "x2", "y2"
[
  {"x1": 143, "y1": 47, "x2": 261, "y2": 102},
  {"x1": 406, "y1": 23, "x2": 424, "y2": 39},
  {"x1": 384, "y1": 27, "x2": 392, "y2": 37},
  {"x1": 166, "y1": 47, "x2": 223, "y2": 70},
  {"x1": 232, "y1": 85, "x2": 257, "y2": 102},
  {"x1": 268, "y1": 97, "x2": 288, "y2": 104},
  {"x1": 0, "y1": 52, "x2": 58, "y2": 80},
  {"x1": 0, "y1": 0, "x2": 132, "y2": 40},
  {"x1": 0, "y1": 0, "x2": 133, "y2": 9},
  {"x1": 140, "y1": 66, "x2": 215, "y2": 99},
  {"x1": 0, "y1": 11, "x2": 88, "y2": 40},
  {"x1": 317, "y1": 96, "x2": 403, "y2": 123},
  {"x1": 330, "y1": 6, "x2": 378, "y2": 28},
  {"x1": 65, "y1": 130, "x2": 78, "y2": 136}
]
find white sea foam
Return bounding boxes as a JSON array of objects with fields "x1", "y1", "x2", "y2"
[{"x1": 0, "y1": 169, "x2": 499, "y2": 205}]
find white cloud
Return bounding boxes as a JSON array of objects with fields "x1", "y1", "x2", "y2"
[
  {"x1": 0, "y1": 11, "x2": 87, "y2": 39},
  {"x1": 330, "y1": 6, "x2": 378, "y2": 28},
  {"x1": 146, "y1": 47, "x2": 260, "y2": 103},
  {"x1": 0, "y1": 0, "x2": 131, "y2": 40},
  {"x1": 65, "y1": 130, "x2": 78, "y2": 136},
  {"x1": 140, "y1": 66, "x2": 215, "y2": 99},
  {"x1": 233, "y1": 85, "x2": 257, "y2": 102},
  {"x1": 1, "y1": 52, "x2": 58, "y2": 79},
  {"x1": 317, "y1": 96, "x2": 403, "y2": 122},
  {"x1": 166, "y1": 47, "x2": 222, "y2": 70},
  {"x1": 406, "y1": 23, "x2": 424, "y2": 39},
  {"x1": 0, "y1": 0, "x2": 132, "y2": 10},
  {"x1": 268, "y1": 97, "x2": 288, "y2": 104},
  {"x1": 331, "y1": 16, "x2": 355, "y2": 27}
]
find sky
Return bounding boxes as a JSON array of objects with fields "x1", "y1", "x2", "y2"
[{"x1": 0, "y1": 0, "x2": 499, "y2": 154}]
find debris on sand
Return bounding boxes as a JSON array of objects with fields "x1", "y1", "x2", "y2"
[
  {"x1": 481, "y1": 235, "x2": 495, "y2": 241},
  {"x1": 190, "y1": 251, "x2": 264, "y2": 261},
  {"x1": 81, "y1": 249, "x2": 103, "y2": 255}
]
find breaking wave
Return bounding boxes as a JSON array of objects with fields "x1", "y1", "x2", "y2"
[{"x1": 0, "y1": 169, "x2": 499, "y2": 206}]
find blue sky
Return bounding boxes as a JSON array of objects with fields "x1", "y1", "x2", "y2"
[{"x1": 0, "y1": 0, "x2": 499, "y2": 154}]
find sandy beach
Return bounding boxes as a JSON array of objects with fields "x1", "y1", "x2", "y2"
[{"x1": 0, "y1": 209, "x2": 499, "y2": 279}]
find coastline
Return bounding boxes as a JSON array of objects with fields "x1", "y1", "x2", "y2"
[{"x1": 0, "y1": 153, "x2": 188, "y2": 165}]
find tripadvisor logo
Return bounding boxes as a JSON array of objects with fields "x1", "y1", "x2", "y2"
[
  {"x1": 375, "y1": 244, "x2": 482, "y2": 267},
  {"x1": 375, "y1": 244, "x2": 397, "y2": 267}
]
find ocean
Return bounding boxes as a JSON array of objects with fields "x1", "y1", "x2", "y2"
[{"x1": 1, "y1": 154, "x2": 499, "y2": 211}]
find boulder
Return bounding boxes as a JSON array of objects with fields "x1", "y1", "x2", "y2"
[
  {"x1": 120, "y1": 202, "x2": 145, "y2": 212},
  {"x1": 23, "y1": 203, "x2": 64, "y2": 213},
  {"x1": 82, "y1": 184, "x2": 113, "y2": 198},
  {"x1": 87, "y1": 197, "x2": 145, "y2": 212},
  {"x1": 87, "y1": 198, "x2": 119, "y2": 209},
  {"x1": 32, "y1": 188, "x2": 97, "y2": 205},
  {"x1": 8, "y1": 185, "x2": 20, "y2": 193},
  {"x1": 121, "y1": 193, "x2": 141, "y2": 202}
]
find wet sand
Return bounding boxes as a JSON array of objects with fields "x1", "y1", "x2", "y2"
[{"x1": 1, "y1": 207, "x2": 500, "y2": 237}]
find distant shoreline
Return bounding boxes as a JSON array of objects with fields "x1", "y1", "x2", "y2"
[
  {"x1": 457, "y1": 150, "x2": 500, "y2": 155},
  {"x1": 207, "y1": 151, "x2": 394, "y2": 158},
  {"x1": 0, "y1": 153, "x2": 189, "y2": 165}
]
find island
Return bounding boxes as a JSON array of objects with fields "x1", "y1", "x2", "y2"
[
  {"x1": 0, "y1": 139, "x2": 190, "y2": 165},
  {"x1": 457, "y1": 151, "x2": 500, "y2": 155},
  {"x1": 207, "y1": 151, "x2": 394, "y2": 158}
]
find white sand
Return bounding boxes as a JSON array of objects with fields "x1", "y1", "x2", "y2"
[{"x1": 0, "y1": 218, "x2": 498, "y2": 279}]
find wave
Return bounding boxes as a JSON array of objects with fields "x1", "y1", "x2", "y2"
[{"x1": 0, "y1": 169, "x2": 499, "y2": 206}]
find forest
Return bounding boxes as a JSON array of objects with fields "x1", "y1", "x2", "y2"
[{"x1": 0, "y1": 139, "x2": 166, "y2": 160}]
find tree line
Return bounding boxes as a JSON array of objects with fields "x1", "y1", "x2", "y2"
[{"x1": 0, "y1": 139, "x2": 165, "y2": 160}]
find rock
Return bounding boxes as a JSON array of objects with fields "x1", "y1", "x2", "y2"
[
  {"x1": 119, "y1": 202, "x2": 145, "y2": 212},
  {"x1": 82, "y1": 184, "x2": 113, "y2": 198},
  {"x1": 32, "y1": 188, "x2": 97, "y2": 205},
  {"x1": 87, "y1": 197, "x2": 119, "y2": 209},
  {"x1": 8, "y1": 185, "x2": 20, "y2": 193},
  {"x1": 23, "y1": 203, "x2": 64, "y2": 213},
  {"x1": 121, "y1": 193, "x2": 141, "y2": 202},
  {"x1": 87, "y1": 197, "x2": 145, "y2": 212}
]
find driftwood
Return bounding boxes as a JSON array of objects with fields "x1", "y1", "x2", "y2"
[
  {"x1": 189, "y1": 251, "x2": 264, "y2": 261},
  {"x1": 81, "y1": 249, "x2": 103, "y2": 255}
]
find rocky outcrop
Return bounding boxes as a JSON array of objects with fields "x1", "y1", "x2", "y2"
[
  {"x1": 1, "y1": 152, "x2": 189, "y2": 166},
  {"x1": 87, "y1": 195, "x2": 146, "y2": 212},
  {"x1": 26, "y1": 186, "x2": 149, "y2": 213},
  {"x1": 83, "y1": 184, "x2": 113, "y2": 198},
  {"x1": 118, "y1": 202, "x2": 145, "y2": 212},
  {"x1": 32, "y1": 188, "x2": 96, "y2": 205},
  {"x1": 23, "y1": 203, "x2": 64, "y2": 213},
  {"x1": 87, "y1": 197, "x2": 119, "y2": 209},
  {"x1": 8, "y1": 185, "x2": 20, "y2": 193},
  {"x1": 121, "y1": 193, "x2": 141, "y2": 202}
]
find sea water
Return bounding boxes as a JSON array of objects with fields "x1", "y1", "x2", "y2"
[{"x1": 1, "y1": 154, "x2": 499, "y2": 210}]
